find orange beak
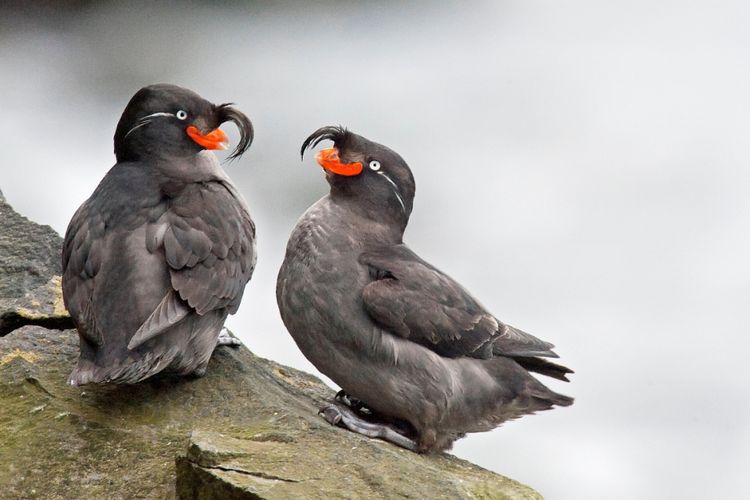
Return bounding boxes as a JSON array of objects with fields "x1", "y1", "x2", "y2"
[
  {"x1": 186, "y1": 125, "x2": 229, "y2": 150},
  {"x1": 315, "y1": 147, "x2": 363, "y2": 176}
]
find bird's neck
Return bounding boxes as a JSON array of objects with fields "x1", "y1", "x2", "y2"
[
  {"x1": 327, "y1": 196, "x2": 406, "y2": 246},
  {"x1": 151, "y1": 151, "x2": 227, "y2": 186},
  {"x1": 329, "y1": 190, "x2": 409, "y2": 238}
]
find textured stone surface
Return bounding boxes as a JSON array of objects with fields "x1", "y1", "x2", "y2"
[
  {"x1": 0, "y1": 195, "x2": 73, "y2": 336},
  {"x1": 176, "y1": 429, "x2": 541, "y2": 499},
  {"x1": 0, "y1": 194, "x2": 63, "y2": 298},
  {"x1": 0, "y1": 194, "x2": 542, "y2": 499}
]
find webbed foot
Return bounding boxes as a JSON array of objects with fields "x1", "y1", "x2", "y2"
[{"x1": 319, "y1": 401, "x2": 417, "y2": 452}]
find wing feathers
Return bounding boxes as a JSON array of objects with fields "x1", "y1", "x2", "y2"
[
  {"x1": 128, "y1": 290, "x2": 190, "y2": 350},
  {"x1": 360, "y1": 244, "x2": 561, "y2": 363},
  {"x1": 160, "y1": 181, "x2": 256, "y2": 315},
  {"x1": 493, "y1": 324, "x2": 559, "y2": 358},
  {"x1": 360, "y1": 246, "x2": 500, "y2": 359}
]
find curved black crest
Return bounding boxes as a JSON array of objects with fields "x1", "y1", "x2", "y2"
[
  {"x1": 300, "y1": 125, "x2": 350, "y2": 159},
  {"x1": 216, "y1": 103, "x2": 254, "y2": 161}
]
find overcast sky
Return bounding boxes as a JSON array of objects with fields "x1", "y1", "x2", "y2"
[{"x1": 1, "y1": 2, "x2": 748, "y2": 498}]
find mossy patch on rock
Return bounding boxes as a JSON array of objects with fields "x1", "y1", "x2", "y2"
[{"x1": 1, "y1": 327, "x2": 541, "y2": 499}]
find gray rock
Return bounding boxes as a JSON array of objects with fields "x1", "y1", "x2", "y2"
[
  {"x1": 0, "y1": 191, "x2": 542, "y2": 499},
  {"x1": 0, "y1": 195, "x2": 73, "y2": 336},
  {"x1": 0, "y1": 194, "x2": 62, "y2": 298}
]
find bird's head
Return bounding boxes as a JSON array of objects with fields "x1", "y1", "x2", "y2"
[
  {"x1": 301, "y1": 125, "x2": 416, "y2": 229},
  {"x1": 114, "y1": 84, "x2": 253, "y2": 163}
]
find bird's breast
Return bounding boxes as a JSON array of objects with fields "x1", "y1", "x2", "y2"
[
  {"x1": 277, "y1": 198, "x2": 374, "y2": 352},
  {"x1": 283, "y1": 200, "x2": 366, "y2": 290}
]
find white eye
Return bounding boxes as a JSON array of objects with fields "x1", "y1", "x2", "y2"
[
  {"x1": 175, "y1": 110, "x2": 188, "y2": 120},
  {"x1": 369, "y1": 160, "x2": 381, "y2": 171}
]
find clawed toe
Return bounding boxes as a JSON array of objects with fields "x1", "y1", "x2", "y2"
[{"x1": 319, "y1": 404, "x2": 343, "y2": 426}]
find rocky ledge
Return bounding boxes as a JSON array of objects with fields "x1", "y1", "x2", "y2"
[{"x1": 0, "y1": 191, "x2": 541, "y2": 499}]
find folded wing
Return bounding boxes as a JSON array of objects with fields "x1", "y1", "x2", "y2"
[
  {"x1": 130, "y1": 181, "x2": 256, "y2": 348},
  {"x1": 359, "y1": 244, "x2": 558, "y2": 360}
]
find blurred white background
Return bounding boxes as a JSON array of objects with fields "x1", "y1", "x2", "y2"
[{"x1": 1, "y1": 1, "x2": 748, "y2": 498}]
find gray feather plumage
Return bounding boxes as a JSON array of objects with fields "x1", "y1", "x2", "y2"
[
  {"x1": 128, "y1": 290, "x2": 190, "y2": 350},
  {"x1": 63, "y1": 163, "x2": 255, "y2": 386},
  {"x1": 360, "y1": 244, "x2": 558, "y2": 359},
  {"x1": 278, "y1": 126, "x2": 572, "y2": 453},
  {"x1": 63, "y1": 159, "x2": 255, "y2": 385}
]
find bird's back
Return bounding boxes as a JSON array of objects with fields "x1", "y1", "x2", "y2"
[{"x1": 63, "y1": 159, "x2": 255, "y2": 384}]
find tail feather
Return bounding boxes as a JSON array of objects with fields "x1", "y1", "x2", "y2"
[
  {"x1": 513, "y1": 355, "x2": 573, "y2": 382},
  {"x1": 68, "y1": 348, "x2": 180, "y2": 385},
  {"x1": 533, "y1": 389, "x2": 574, "y2": 408},
  {"x1": 68, "y1": 310, "x2": 226, "y2": 385},
  {"x1": 527, "y1": 381, "x2": 574, "y2": 411}
]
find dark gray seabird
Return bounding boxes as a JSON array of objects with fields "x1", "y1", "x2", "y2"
[
  {"x1": 63, "y1": 84, "x2": 256, "y2": 385},
  {"x1": 277, "y1": 126, "x2": 573, "y2": 453}
]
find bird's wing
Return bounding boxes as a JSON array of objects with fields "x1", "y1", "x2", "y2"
[
  {"x1": 62, "y1": 201, "x2": 105, "y2": 346},
  {"x1": 127, "y1": 290, "x2": 191, "y2": 350},
  {"x1": 157, "y1": 180, "x2": 256, "y2": 317},
  {"x1": 359, "y1": 244, "x2": 557, "y2": 359}
]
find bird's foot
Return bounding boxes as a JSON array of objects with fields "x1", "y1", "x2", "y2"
[
  {"x1": 216, "y1": 327, "x2": 242, "y2": 348},
  {"x1": 334, "y1": 391, "x2": 414, "y2": 436},
  {"x1": 319, "y1": 401, "x2": 417, "y2": 452}
]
